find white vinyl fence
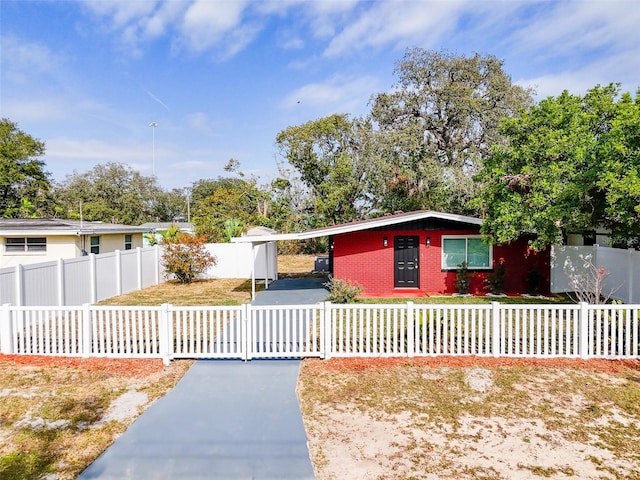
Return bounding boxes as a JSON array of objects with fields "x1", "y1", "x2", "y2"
[
  {"x1": 551, "y1": 245, "x2": 640, "y2": 303},
  {"x1": 1, "y1": 302, "x2": 637, "y2": 365},
  {"x1": 0, "y1": 242, "x2": 276, "y2": 307},
  {"x1": 0, "y1": 247, "x2": 163, "y2": 306}
]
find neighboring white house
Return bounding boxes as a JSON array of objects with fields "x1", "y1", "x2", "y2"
[
  {"x1": 0, "y1": 218, "x2": 147, "y2": 268},
  {"x1": 139, "y1": 222, "x2": 195, "y2": 246}
]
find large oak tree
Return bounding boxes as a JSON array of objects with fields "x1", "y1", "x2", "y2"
[
  {"x1": 370, "y1": 48, "x2": 533, "y2": 214},
  {"x1": 54, "y1": 162, "x2": 165, "y2": 225}
]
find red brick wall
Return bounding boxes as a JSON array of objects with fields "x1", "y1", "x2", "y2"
[{"x1": 332, "y1": 229, "x2": 550, "y2": 297}]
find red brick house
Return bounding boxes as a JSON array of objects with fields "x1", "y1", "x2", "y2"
[{"x1": 234, "y1": 210, "x2": 550, "y2": 298}]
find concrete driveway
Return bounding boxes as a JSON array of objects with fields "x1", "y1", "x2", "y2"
[
  {"x1": 252, "y1": 277, "x2": 329, "y2": 305},
  {"x1": 78, "y1": 277, "x2": 328, "y2": 479}
]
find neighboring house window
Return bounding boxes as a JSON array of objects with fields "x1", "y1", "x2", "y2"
[
  {"x1": 5, "y1": 237, "x2": 47, "y2": 253},
  {"x1": 442, "y1": 236, "x2": 492, "y2": 270},
  {"x1": 90, "y1": 236, "x2": 100, "y2": 254},
  {"x1": 124, "y1": 234, "x2": 133, "y2": 250}
]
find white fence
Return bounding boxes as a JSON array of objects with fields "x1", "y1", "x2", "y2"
[
  {"x1": 551, "y1": 245, "x2": 640, "y2": 303},
  {"x1": 0, "y1": 242, "x2": 277, "y2": 307},
  {"x1": 1, "y1": 302, "x2": 637, "y2": 364},
  {"x1": 0, "y1": 247, "x2": 163, "y2": 307},
  {"x1": 202, "y1": 242, "x2": 277, "y2": 281}
]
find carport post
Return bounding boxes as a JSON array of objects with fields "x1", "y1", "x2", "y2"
[{"x1": 251, "y1": 244, "x2": 256, "y2": 301}]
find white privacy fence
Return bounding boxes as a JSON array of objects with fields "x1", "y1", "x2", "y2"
[
  {"x1": 551, "y1": 245, "x2": 640, "y2": 304},
  {"x1": 0, "y1": 247, "x2": 163, "y2": 306},
  {"x1": 1, "y1": 302, "x2": 638, "y2": 364},
  {"x1": 0, "y1": 242, "x2": 275, "y2": 307}
]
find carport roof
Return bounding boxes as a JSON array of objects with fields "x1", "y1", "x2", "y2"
[{"x1": 232, "y1": 210, "x2": 482, "y2": 244}]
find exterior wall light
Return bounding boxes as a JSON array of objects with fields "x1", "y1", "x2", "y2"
[
  {"x1": 383, "y1": 237, "x2": 388, "y2": 247},
  {"x1": 426, "y1": 236, "x2": 431, "y2": 247}
]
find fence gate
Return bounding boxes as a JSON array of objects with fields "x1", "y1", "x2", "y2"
[{"x1": 169, "y1": 304, "x2": 325, "y2": 361}]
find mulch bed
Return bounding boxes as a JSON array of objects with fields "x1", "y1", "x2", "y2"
[
  {"x1": 3, "y1": 354, "x2": 639, "y2": 377},
  {"x1": 0, "y1": 354, "x2": 166, "y2": 377},
  {"x1": 307, "y1": 356, "x2": 640, "y2": 374}
]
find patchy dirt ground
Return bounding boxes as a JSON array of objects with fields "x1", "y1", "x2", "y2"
[
  {"x1": 3, "y1": 353, "x2": 639, "y2": 480},
  {"x1": 299, "y1": 357, "x2": 640, "y2": 480},
  {"x1": 0, "y1": 354, "x2": 192, "y2": 480}
]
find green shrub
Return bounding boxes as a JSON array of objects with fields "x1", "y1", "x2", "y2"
[
  {"x1": 526, "y1": 265, "x2": 541, "y2": 295},
  {"x1": 456, "y1": 262, "x2": 471, "y2": 294},
  {"x1": 485, "y1": 257, "x2": 506, "y2": 294},
  {"x1": 324, "y1": 276, "x2": 363, "y2": 303}
]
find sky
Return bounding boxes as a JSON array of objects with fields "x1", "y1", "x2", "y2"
[{"x1": 1, "y1": 0, "x2": 639, "y2": 191}]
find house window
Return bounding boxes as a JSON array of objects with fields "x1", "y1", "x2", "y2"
[
  {"x1": 124, "y1": 234, "x2": 133, "y2": 250},
  {"x1": 442, "y1": 236, "x2": 492, "y2": 270},
  {"x1": 90, "y1": 236, "x2": 100, "y2": 254},
  {"x1": 5, "y1": 237, "x2": 47, "y2": 253}
]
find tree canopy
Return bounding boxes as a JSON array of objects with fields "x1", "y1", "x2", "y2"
[
  {"x1": 370, "y1": 48, "x2": 533, "y2": 214},
  {"x1": 54, "y1": 162, "x2": 166, "y2": 224},
  {"x1": 191, "y1": 176, "x2": 267, "y2": 242},
  {"x1": 478, "y1": 84, "x2": 640, "y2": 250},
  {"x1": 0, "y1": 118, "x2": 51, "y2": 218},
  {"x1": 276, "y1": 114, "x2": 375, "y2": 225}
]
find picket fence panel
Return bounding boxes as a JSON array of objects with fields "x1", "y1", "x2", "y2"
[{"x1": 1, "y1": 302, "x2": 638, "y2": 364}]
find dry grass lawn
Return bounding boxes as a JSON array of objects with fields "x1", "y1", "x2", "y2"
[
  {"x1": 299, "y1": 357, "x2": 640, "y2": 480},
  {"x1": 98, "y1": 254, "x2": 319, "y2": 306}
]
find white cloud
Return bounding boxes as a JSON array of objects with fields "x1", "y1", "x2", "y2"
[
  {"x1": 186, "y1": 112, "x2": 216, "y2": 134},
  {"x1": 520, "y1": 51, "x2": 639, "y2": 99},
  {"x1": 180, "y1": 0, "x2": 249, "y2": 52},
  {"x1": 167, "y1": 160, "x2": 211, "y2": 170},
  {"x1": 507, "y1": 1, "x2": 640, "y2": 60},
  {"x1": 323, "y1": 1, "x2": 467, "y2": 57},
  {"x1": 79, "y1": 0, "x2": 159, "y2": 28},
  {"x1": 47, "y1": 137, "x2": 147, "y2": 162},
  {"x1": 1, "y1": 98, "x2": 70, "y2": 123},
  {"x1": 0, "y1": 35, "x2": 65, "y2": 83},
  {"x1": 281, "y1": 74, "x2": 381, "y2": 115}
]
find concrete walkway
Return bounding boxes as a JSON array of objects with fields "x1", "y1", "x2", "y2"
[{"x1": 78, "y1": 278, "x2": 328, "y2": 480}]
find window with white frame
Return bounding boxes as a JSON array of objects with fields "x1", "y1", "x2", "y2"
[
  {"x1": 442, "y1": 236, "x2": 492, "y2": 270},
  {"x1": 90, "y1": 236, "x2": 100, "y2": 254},
  {"x1": 5, "y1": 237, "x2": 47, "y2": 253},
  {"x1": 124, "y1": 234, "x2": 133, "y2": 250}
]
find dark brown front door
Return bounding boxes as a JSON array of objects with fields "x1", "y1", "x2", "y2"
[{"x1": 394, "y1": 236, "x2": 419, "y2": 288}]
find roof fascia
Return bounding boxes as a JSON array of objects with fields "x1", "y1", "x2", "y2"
[{"x1": 231, "y1": 211, "x2": 482, "y2": 244}]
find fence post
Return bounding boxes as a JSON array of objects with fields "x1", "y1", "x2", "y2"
[
  {"x1": 579, "y1": 302, "x2": 589, "y2": 359},
  {"x1": 323, "y1": 302, "x2": 332, "y2": 360},
  {"x1": 81, "y1": 303, "x2": 91, "y2": 358},
  {"x1": 15, "y1": 264, "x2": 23, "y2": 306},
  {"x1": 159, "y1": 303, "x2": 171, "y2": 366},
  {"x1": 136, "y1": 247, "x2": 143, "y2": 291},
  {"x1": 491, "y1": 302, "x2": 500, "y2": 357},
  {"x1": 0, "y1": 304, "x2": 13, "y2": 354},
  {"x1": 115, "y1": 250, "x2": 122, "y2": 296},
  {"x1": 57, "y1": 259, "x2": 65, "y2": 306},
  {"x1": 243, "y1": 303, "x2": 251, "y2": 361},
  {"x1": 89, "y1": 255, "x2": 97, "y2": 304},
  {"x1": 407, "y1": 301, "x2": 415, "y2": 357},
  {"x1": 155, "y1": 245, "x2": 161, "y2": 285}
]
